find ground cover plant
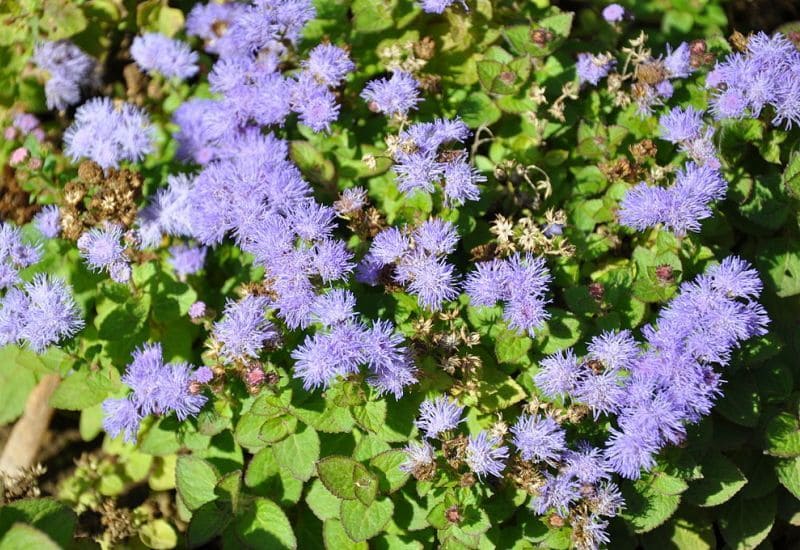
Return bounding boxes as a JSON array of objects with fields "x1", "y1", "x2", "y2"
[{"x1": 1, "y1": 0, "x2": 800, "y2": 548}]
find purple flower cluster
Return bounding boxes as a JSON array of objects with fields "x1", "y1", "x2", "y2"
[
  {"x1": 707, "y1": 32, "x2": 800, "y2": 128},
  {"x1": 102, "y1": 343, "x2": 209, "y2": 442},
  {"x1": 602, "y1": 4, "x2": 625, "y2": 23},
  {"x1": 658, "y1": 106, "x2": 720, "y2": 168},
  {"x1": 172, "y1": 0, "x2": 348, "y2": 158},
  {"x1": 618, "y1": 161, "x2": 727, "y2": 235},
  {"x1": 576, "y1": 53, "x2": 616, "y2": 86},
  {"x1": 361, "y1": 71, "x2": 421, "y2": 117},
  {"x1": 292, "y1": 312, "x2": 416, "y2": 398},
  {"x1": 1, "y1": 223, "x2": 83, "y2": 353},
  {"x1": 415, "y1": 395, "x2": 464, "y2": 438},
  {"x1": 168, "y1": 244, "x2": 207, "y2": 280},
  {"x1": 64, "y1": 98, "x2": 154, "y2": 170},
  {"x1": 77, "y1": 223, "x2": 132, "y2": 283},
  {"x1": 131, "y1": 33, "x2": 199, "y2": 80},
  {"x1": 0, "y1": 222, "x2": 42, "y2": 290},
  {"x1": 360, "y1": 219, "x2": 461, "y2": 311},
  {"x1": 417, "y1": 0, "x2": 467, "y2": 14},
  {"x1": 388, "y1": 118, "x2": 485, "y2": 206},
  {"x1": 465, "y1": 253, "x2": 552, "y2": 336},
  {"x1": 212, "y1": 295, "x2": 278, "y2": 362},
  {"x1": 32, "y1": 40, "x2": 98, "y2": 110},
  {"x1": 533, "y1": 257, "x2": 767, "y2": 480},
  {"x1": 33, "y1": 206, "x2": 61, "y2": 239}
]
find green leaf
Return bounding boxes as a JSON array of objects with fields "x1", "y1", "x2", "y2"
[
  {"x1": 352, "y1": 400, "x2": 387, "y2": 433},
  {"x1": 684, "y1": 453, "x2": 747, "y2": 507},
  {"x1": 176, "y1": 456, "x2": 219, "y2": 511},
  {"x1": 776, "y1": 457, "x2": 800, "y2": 500},
  {"x1": 230, "y1": 498, "x2": 296, "y2": 549},
  {"x1": 306, "y1": 480, "x2": 341, "y2": 521},
  {"x1": 354, "y1": 468, "x2": 379, "y2": 506},
  {"x1": 644, "y1": 515, "x2": 714, "y2": 550},
  {"x1": 369, "y1": 450, "x2": 411, "y2": 494},
  {"x1": 494, "y1": 329, "x2": 531, "y2": 366},
  {"x1": 317, "y1": 456, "x2": 362, "y2": 500},
  {"x1": 621, "y1": 478, "x2": 681, "y2": 533},
  {"x1": 272, "y1": 425, "x2": 320, "y2": 481},
  {"x1": 323, "y1": 519, "x2": 368, "y2": 550},
  {"x1": 41, "y1": 0, "x2": 87, "y2": 39},
  {"x1": 756, "y1": 240, "x2": 800, "y2": 298},
  {"x1": 291, "y1": 141, "x2": 335, "y2": 183},
  {"x1": 0, "y1": 348, "x2": 36, "y2": 424},
  {"x1": 0, "y1": 524, "x2": 60, "y2": 550},
  {"x1": 340, "y1": 498, "x2": 394, "y2": 542},
  {"x1": 719, "y1": 494, "x2": 776, "y2": 550},
  {"x1": 351, "y1": 0, "x2": 395, "y2": 32},
  {"x1": 138, "y1": 519, "x2": 177, "y2": 549},
  {"x1": 49, "y1": 368, "x2": 117, "y2": 410},
  {"x1": 459, "y1": 91, "x2": 502, "y2": 128},
  {"x1": 783, "y1": 149, "x2": 800, "y2": 199},
  {"x1": 764, "y1": 412, "x2": 800, "y2": 457},
  {"x1": 0, "y1": 498, "x2": 76, "y2": 547},
  {"x1": 187, "y1": 502, "x2": 232, "y2": 548}
]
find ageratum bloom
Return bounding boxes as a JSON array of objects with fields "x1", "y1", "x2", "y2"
[
  {"x1": 303, "y1": 43, "x2": 354, "y2": 87},
  {"x1": 576, "y1": 53, "x2": 615, "y2": 86},
  {"x1": 417, "y1": 0, "x2": 467, "y2": 13},
  {"x1": 33, "y1": 205, "x2": 61, "y2": 239},
  {"x1": 213, "y1": 295, "x2": 277, "y2": 362},
  {"x1": 361, "y1": 71, "x2": 421, "y2": 117},
  {"x1": 64, "y1": 98, "x2": 154, "y2": 170},
  {"x1": 415, "y1": 396, "x2": 464, "y2": 438},
  {"x1": 131, "y1": 33, "x2": 199, "y2": 79},
  {"x1": 511, "y1": 414, "x2": 566, "y2": 464},
  {"x1": 32, "y1": 40, "x2": 97, "y2": 110},
  {"x1": 618, "y1": 162, "x2": 727, "y2": 235},
  {"x1": 16, "y1": 275, "x2": 84, "y2": 353},
  {"x1": 465, "y1": 431, "x2": 509, "y2": 479},
  {"x1": 168, "y1": 244, "x2": 207, "y2": 279},
  {"x1": 103, "y1": 343, "x2": 208, "y2": 442},
  {"x1": 76, "y1": 223, "x2": 131, "y2": 283},
  {"x1": 602, "y1": 4, "x2": 625, "y2": 22}
]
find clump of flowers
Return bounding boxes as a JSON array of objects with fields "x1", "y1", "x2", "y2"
[
  {"x1": 32, "y1": 40, "x2": 98, "y2": 110},
  {"x1": 130, "y1": 33, "x2": 199, "y2": 80},
  {"x1": 102, "y1": 343, "x2": 211, "y2": 442}
]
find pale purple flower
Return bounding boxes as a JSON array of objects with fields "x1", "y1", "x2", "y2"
[
  {"x1": 76, "y1": 223, "x2": 131, "y2": 283},
  {"x1": 587, "y1": 330, "x2": 639, "y2": 372},
  {"x1": 370, "y1": 227, "x2": 411, "y2": 265},
  {"x1": 32, "y1": 40, "x2": 97, "y2": 110},
  {"x1": 664, "y1": 42, "x2": 693, "y2": 79},
  {"x1": 531, "y1": 473, "x2": 581, "y2": 517},
  {"x1": 311, "y1": 289, "x2": 357, "y2": 327},
  {"x1": 659, "y1": 106, "x2": 704, "y2": 144},
  {"x1": 418, "y1": 0, "x2": 467, "y2": 13},
  {"x1": 213, "y1": 295, "x2": 277, "y2": 362},
  {"x1": 465, "y1": 431, "x2": 509, "y2": 479},
  {"x1": 131, "y1": 33, "x2": 199, "y2": 79},
  {"x1": 303, "y1": 44, "x2": 354, "y2": 86},
  {"x1": 361, "y1": 71, "x2": 421, "y2": 117},
  {"x1": 33, "y1": 205, "x2": 61, "y2": 239},
  {"x1": 393, "y1": 151, "x2": 443, "y2": 194},
  {"x1": 397, "y1": 253, "x2": 460, "y2": 311},
  {"x1": 511, "y1": 414, "x2": 566, "y2": 464},
  {"x1": 102, "y1": 397, "x2": 142, "y2": 443},
  {"x1": 17, "y1": 275, "x2": 84, "y2": 352},
  {"x1": 576, "y1": 53, "x2": 615, "y2": 86},
  {"x1": 415, "y1": 396, "x2": 464, "y2": 438},
  {"x1": 188, "y1": 301, "x2": 207, "y2": 320},
  {"x1": 442, "y1": 154, "x2": 485, "y2": 206},
  {"x1": 400, "y1": 441, "x2": 436, "y2": 472},
  {"x1": 602, "y1": 4, "x2": 625, "y2": 22},
  {"x1": 168, "y1": 244, "x2": 207, "y2": 279},
  {"x1": 413, "y1": 219, "x2": 459, "y2": 256},
  {"x1": 535, "y1": 349, "x2": 582, "y2": 398},
  {"x1": 64, "y1": 98, "x2": 154, "y2": 170}
]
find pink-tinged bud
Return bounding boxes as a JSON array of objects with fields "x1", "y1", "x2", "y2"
[
  {"x1": 4, "y1": 127, "x2": 17, "y2": 140},
  {"x1": 245, "y1": 366, "x2": 266, "y2": 388},
  {"x1": 9, "y1": 147, "x2": 28, "y2": 167},
  {"x1": 32, "y1": 128, "x2": 46, "y2": 142},
  {"x1": 28, "y1": 157, "x2": 42, "y2": 170}
]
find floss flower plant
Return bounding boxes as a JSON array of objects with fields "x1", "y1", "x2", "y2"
[{"x1": 1, "y1": 0, "x2": 800, "y2": 549}]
